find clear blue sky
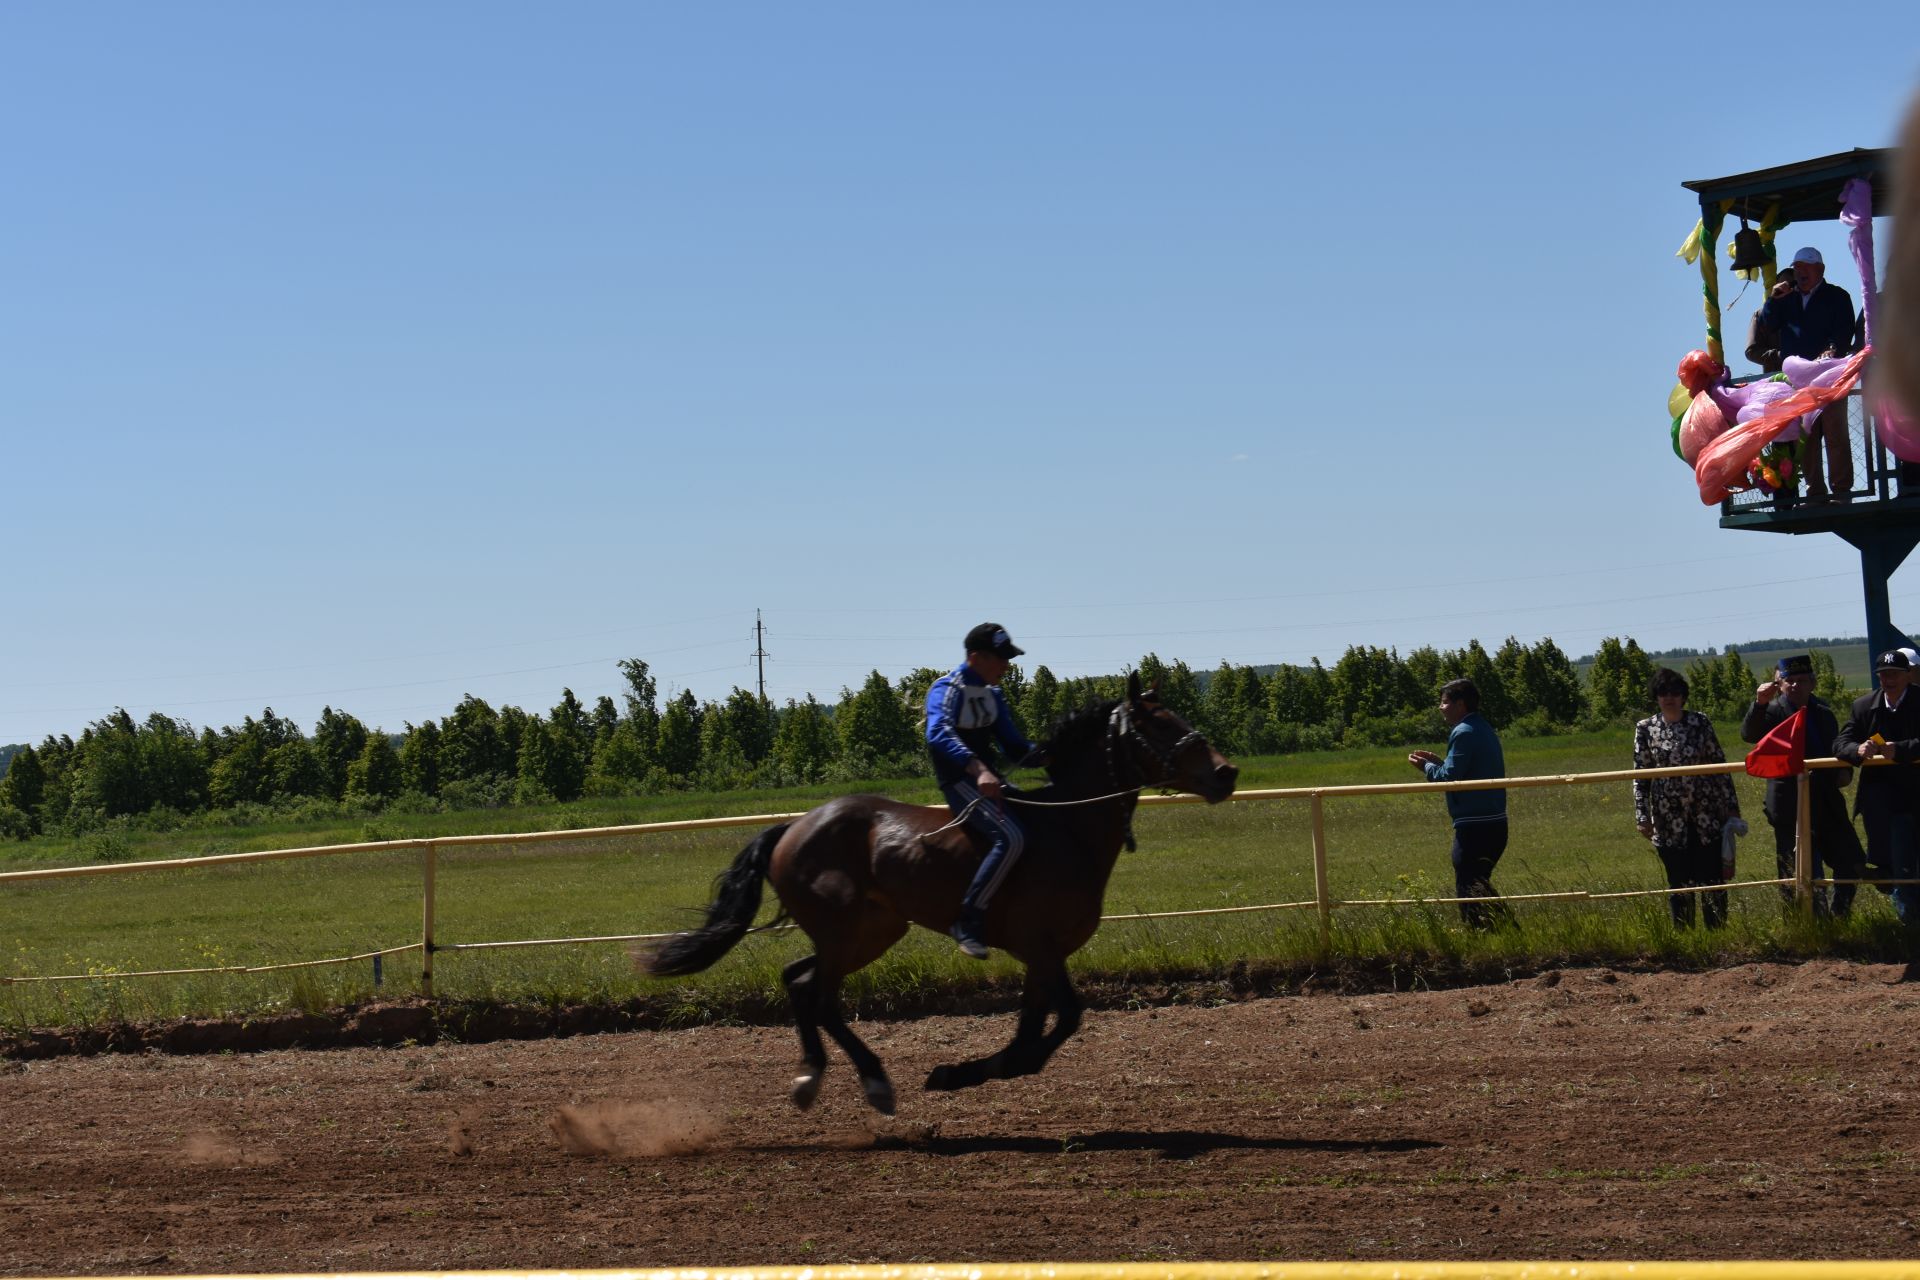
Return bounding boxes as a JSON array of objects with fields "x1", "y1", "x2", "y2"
[{"x1": 5, "y1": 3, "x2": 1918, "y2": 745}]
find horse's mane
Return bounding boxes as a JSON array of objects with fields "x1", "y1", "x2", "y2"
[{"x1": 1044, "y1": 698, "x2": 1119, "y2": 760}]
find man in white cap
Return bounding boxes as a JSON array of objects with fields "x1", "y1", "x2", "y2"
[{"x1": 1758, "y1": 246, "x2": 1858, "y2": 501}]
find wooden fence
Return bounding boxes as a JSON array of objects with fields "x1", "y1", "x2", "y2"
[{"x1": 0, "y1": 758, "x2": 1878, "y2": 994}]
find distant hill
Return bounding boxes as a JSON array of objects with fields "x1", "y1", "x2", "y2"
[{"x1": 0, "y1": 744, "x2": 21, "y2": 779}]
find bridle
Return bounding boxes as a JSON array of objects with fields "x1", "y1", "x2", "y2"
[{"x1": 1105, "y1": 698, "x2": 1206, "y2": 790}]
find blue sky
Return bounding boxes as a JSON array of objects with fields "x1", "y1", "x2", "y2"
[{"x1": 4, "y1": 3, "x2": 1918, "y2": 744}]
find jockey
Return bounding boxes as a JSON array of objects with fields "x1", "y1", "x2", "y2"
[{"x1": 925, "y1": 622, "x2": 1045, "y2": 959}]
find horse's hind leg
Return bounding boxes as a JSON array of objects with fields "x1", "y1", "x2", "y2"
[
  {"x1": 782, "y1": 956, "x2": 829, "y2": 1111},
  {"x1": 816, "y1": 971, "x2": 896, "y2": 1115}
]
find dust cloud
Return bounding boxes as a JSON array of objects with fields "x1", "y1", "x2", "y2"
[
  {"x1": 547, "y1": 1099, "x2": 720, "y2": 1157},
  {"x1": 181, "y1": 1133, "x2": 278, "y2": 1167}
]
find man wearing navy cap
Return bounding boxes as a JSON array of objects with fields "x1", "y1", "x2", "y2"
[
  {"x1": 925, "y1": 623, "x2": 1045, "y2": 958},
  {"x1": 1835, "y1": 649, "x2": 1920, "y2": 925},
  {"x1": 1741, "y1": 654, "x2": 1862, "y2": 915}
]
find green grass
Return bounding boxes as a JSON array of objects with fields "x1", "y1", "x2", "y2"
[{"x1": 2, "y1": 726, "x2": 1905, "y2": 1031}]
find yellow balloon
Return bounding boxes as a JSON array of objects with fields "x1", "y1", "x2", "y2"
[{"x1": 1668, "y1": 382, "x2": 1691, "y2": 421}]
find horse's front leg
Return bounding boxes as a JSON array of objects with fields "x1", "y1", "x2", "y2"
[{"x1": 924, "y1": 959, "x2": 1074, "y2": 1092}]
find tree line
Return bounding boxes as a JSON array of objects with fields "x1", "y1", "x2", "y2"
[{"x1": 0, "y1": 639, "x2": 1853, "y2": 841}]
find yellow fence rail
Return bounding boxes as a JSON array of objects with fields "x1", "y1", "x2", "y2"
[
  {"x1": 0, "y1": 759, "x2": 1881, "y2": 993},
  {"x1": 63, "y1": 1261, "x2": 1920, "y2": 1280}
]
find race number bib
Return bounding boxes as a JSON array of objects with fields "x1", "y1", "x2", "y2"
[{"x1": 958, "y1": 686, "x2": 999, "y2": 730}]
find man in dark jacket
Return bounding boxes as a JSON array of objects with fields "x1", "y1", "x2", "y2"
[
  {"x1": 1758, "y1": 246, "x2": 1858, "y2": 501},
  {"x1": 1407, "y1": 678, "x2": 1509, "y2": 929},
  {"x1": 1834, "y1": 649, "x2": 1920, "y2": 926},
  {"x1": 1740, "y1": 654, "x2": 1862, "y2": 915}
]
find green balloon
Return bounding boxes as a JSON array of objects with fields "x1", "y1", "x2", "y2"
[{"x1": 1671, "y1": 414, "x2": 1685, "y2": 461}]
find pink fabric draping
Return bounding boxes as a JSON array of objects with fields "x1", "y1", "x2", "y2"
[
  {"x1": 1694, "y1": 349, "x2": 1872, "y2": 502},
  {"x1": 1841, "y1": 177, "x2": 1876, "y2": 348}
]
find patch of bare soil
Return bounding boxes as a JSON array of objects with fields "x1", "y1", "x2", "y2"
[{"x1": 6, "y1": 959, "x2": 1920, "y2": 1274}]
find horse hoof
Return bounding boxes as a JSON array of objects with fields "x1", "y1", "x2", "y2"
[
  {"x1": 863, "y1": 1077, "x2": 896, "y2": 1116},
  {"x1": 791, "y1": 1072, "x2": 823, "y2": 1110}
]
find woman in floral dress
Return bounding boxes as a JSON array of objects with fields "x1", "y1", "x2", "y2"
[{"x1": 1633, "y1": 668, "x2": 1742, "y2": 927}]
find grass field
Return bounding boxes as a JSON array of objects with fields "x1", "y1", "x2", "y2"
[{"x1": 2, "y1": 726, "x2": 1906, "y2": 1031}]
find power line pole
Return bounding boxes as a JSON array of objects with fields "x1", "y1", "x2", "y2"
[{"x1": 752, "y1": 609, "x2": 770, "y2": 705}]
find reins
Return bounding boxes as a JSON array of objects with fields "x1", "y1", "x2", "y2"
[{"x1": 919, "y1": 698, "x2": 1196, "y2": 844}]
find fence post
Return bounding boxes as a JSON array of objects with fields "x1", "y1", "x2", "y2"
[
  {"x1": 1794, "y1": 770, "x2": 1814, "y2": 919},
  {"x1": 421, "y1": 841, "x2": 438, "y2": 997},
  {"x1": 1310, "y1": 792, "x2": 1331, "y2": 952}
]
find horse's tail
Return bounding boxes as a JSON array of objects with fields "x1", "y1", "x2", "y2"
[{"x1": 640, "y1": 823, "x2": 791, "y2": 978}]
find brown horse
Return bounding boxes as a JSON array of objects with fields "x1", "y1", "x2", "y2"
[{"x1": 640, "y1": 672, "x2": 1238, "y2": 1114}]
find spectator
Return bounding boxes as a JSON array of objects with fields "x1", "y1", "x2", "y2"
[
  {"x1": 1635, "y1": 668, "x2": 1742, "y2": 927},
  {"x1": 1741, "y1": 655, "x2": 1863, "y2": 916},
  {"x1": 1758, "y1": 246, "x2": 1857, "y2": 502},
  {"x1": 1834, "y1": 649, "x2": 1920, "y2": 928},
  {"x1": 1745, "y1": 270, "x2": 1797, "y2": 374},
  {"x1": 1407, "y1": 678, "x2": 1510, "y2": 929}
]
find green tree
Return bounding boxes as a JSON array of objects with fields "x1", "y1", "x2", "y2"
[
  {"x1": 590, "y1": 695, "x2": 620, "y2": 748},
  {"x1": 586, "y1": 721, "x2": 653, "y2": 793},
  {"x1": 345, "y1": 733, "x2": 403, "y2": 802},
  {"x1": 836, "y1": 670, "x2": 918, "y2": 763},
  {"x1": 30, "y1": 734, "x2": 76, "y2": 829},
  {"x1": 267, "y1": 739, "x2": 325, "y2": 800},
  {"x1": 1494, "y1": 636, "x2": 1584, "y2": 724},
  {"x1": 399, "y1": 720, "x2": 443, "y2": 796},
  {"x1": 717, "y1": 686, "x2": 775, "y2": 765},
  {"x1": 1136, "y1": 653, "x2": 1203, "y2": 724},
  {"x1": 1588, "y1": 637, "x2": 1657, "y2": 722},
  {"x1": 1440, "y1": 640, "x2": 1510, "y2": 726},
  {"x1": 618, "y1": 658, "x2": 661, "y2": 750},
  {"x1": 440, "y1": 695, "x2": 510, "y2": 785},
  {"x1": 1810, "y1": 648, "x2": 1853, "y2": 705},
  {"x1": 138, "y1": 713, "x2": 208, "y2": 813},
  {"x1": 655, "y1": 690, "x2": 702, "y2": 780},
  {"x1": 1020, "y1": 664, "x2": 1062, "y2": 735},
  {"x1": 72, "y1": 709, "x2": 146, "y2": 818},
  {"x1": 772, "y1": 695, "x2": 836, "y2": 782},
  {"x1": 542, "y1": 689, "x2": 591, "y2": 800},
  {"x1": 311, "y1": 706, "x2": 369, "y2": 801},
  {"x1": 515, "y1": 720, "x2": 559, "y2": 804},
  {"x1": 1330, "y1": 646, "x2": 1420, "y2": 726},
  {"x1": 0, "y1": 744, "x2": 46, "y2": 833}
]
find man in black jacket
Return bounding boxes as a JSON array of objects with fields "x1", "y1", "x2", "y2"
[
  {"x1": 1834, "y1": 650, "x2": 1920, "y2": 926},
  {"x1": 1758, "y1": 247, "x2": 1858, "y2": 501},
  {"x1": 1741, "y1": 654, "x2": 1862, "y2": 915}
]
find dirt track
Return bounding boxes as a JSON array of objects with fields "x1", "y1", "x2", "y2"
[{"x1": 7, "y1": 959, "x2": 1920, "y2": 1274}]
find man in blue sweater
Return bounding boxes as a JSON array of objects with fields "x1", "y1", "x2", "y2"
[
  {"x1": 925, "y1": 622, "x2": 1044, "y2": 958},
  {"x1": 1407, "y1": 678, "x2": 1510, "y2": 929}
]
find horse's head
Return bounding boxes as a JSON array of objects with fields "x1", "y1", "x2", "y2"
[{"x1": 1109, "y1": 672, "x2": 1238, "y2": 803}]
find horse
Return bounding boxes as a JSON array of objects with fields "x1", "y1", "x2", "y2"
[{"x1": 639, "y1": 672, "x2": 1238, "y2": 1114}]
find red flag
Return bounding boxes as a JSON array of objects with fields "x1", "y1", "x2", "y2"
[{"x1": 1745, "y1": 706, "x2": 1806, "y2": 778}]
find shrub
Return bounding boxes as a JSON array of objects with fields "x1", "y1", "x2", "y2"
[{"x1": 0, "y1": 803, "x2": 32, "y2": 841}]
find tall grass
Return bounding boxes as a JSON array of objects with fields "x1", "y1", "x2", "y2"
[{"x1": 3, "y1": 726, "x2": 1903, "y2": 1031}]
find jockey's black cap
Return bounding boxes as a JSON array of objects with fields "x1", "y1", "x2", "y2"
[{"x1": 964, "y1": 623, "x2": 1024, "y2": 660}]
